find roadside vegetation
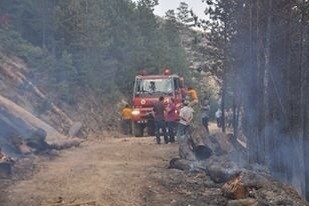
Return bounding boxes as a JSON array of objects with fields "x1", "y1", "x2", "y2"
[{"x1": 0, "y1": 0, "x2": 189, "y2": 104}]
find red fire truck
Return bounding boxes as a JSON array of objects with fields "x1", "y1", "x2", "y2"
[{"x1": 131, "y1": 69, "x2": 185, "y2": 137}]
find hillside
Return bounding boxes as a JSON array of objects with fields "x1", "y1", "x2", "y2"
[{"x1": 0, "y1": 21, "x2": 219, "y2": 154}]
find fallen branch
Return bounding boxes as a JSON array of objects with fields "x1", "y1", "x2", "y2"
[
  {"x1": 60, "y1": 200, "x2": 96, "y2": 206},
  {"x1": 48, "y1": 138, "x2": 85, "y2": 150}
]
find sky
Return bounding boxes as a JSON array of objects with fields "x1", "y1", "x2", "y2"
[{"x1": 153, "y1": 0, "x2": 207, "y2": 18}]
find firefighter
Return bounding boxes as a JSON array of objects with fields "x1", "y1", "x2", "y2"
[
  {"x1": 165, "y1": 98, "x2": 177, "y2": 143},
  {"x1": 121, "y1": 104, "x2": 132, "y2": 135},
  {"x1": 187, "y1": 87, "x2": 198, "y2": 107},
  {"x1": 215, "y1": 108, "x2": 222, "y2": 128},
  {"x1": 152, "y1": 96, "x2": 168, "y2": 144},
  {"x1": 201, "y1": 97, "x2": 210, "y2": 134},
  {"x1": 176, "y1": 99, "x2": 194, "y2": 141}
]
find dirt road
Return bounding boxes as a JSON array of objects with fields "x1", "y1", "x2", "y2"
[
  {"x1": 0, "y1": 135, "x2": 216, "y2": 206},
  {"x1": 0, "y1": 124, "x2": 229, "y2": 206}
]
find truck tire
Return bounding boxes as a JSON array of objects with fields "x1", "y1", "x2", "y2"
[
  {"x1": 147, "y1": 120, "x2": 155, "y2": 136},
  {"x1": 132, "y1": 122, "x2": 143, "y2": 137}
]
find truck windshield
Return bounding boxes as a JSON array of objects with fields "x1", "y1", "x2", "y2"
[{"x1": 134, "y1": 78, "x2": 173, "y2": 96}]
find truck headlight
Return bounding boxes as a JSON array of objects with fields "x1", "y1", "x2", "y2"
[{"x1": 132, "y1": 110, "x2": 140, "y2": 115}]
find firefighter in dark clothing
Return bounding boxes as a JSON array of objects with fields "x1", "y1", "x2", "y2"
[
  {"x1": 152, "y1": 96, "x2": 168, "y2": 144},
  {"x1": 165, "y1": 98, "x2": 177, "y2": 143},
  {"x1": 201, "y1": 98, "x2": 210, "y2": 134}
]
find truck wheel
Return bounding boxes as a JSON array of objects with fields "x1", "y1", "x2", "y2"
[
  {"x1": 132, "y1": 122, "x2": 143, "y2": 137},
  {"x1": 147, "y1": 120, "x2": 155, "y2": 136}
]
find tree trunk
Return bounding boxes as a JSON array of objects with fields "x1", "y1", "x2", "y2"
[
  {"x1": 245, "y1": 0, "x2": 259, "y2": 163},
  {"x1": 263, "y1": 0, "x2": 273, "y2": 169},
  {"x1": 221, "y1": 21, "x2": 228, "y2": 133},
  {"x1": 299, "y1": 2, "x2": 309, "y2": 198}
]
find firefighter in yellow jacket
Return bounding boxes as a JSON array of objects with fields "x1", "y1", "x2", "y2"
[
  {"x1": 187, "y1": 87, "x2": 198, "y2": 107},
  {"x1": 121, "y1": 104, "x2": 132, "y2": 135}
]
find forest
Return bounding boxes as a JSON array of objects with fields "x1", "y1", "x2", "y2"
[
  {"x1": 200, "y1": 0, "x2": 308, "y2": 199},
  {"x1": 0, "y1": 0, "x2": 308, "y2": 201},
  {"x1": 0, "y1": 0, "x2": 189, "y2": 102}
]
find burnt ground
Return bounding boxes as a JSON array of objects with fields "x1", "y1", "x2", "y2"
[{"x1": 0, "y1": 124, "x2": 307, "y2": 206}]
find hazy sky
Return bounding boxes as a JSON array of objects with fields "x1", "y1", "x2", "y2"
[{"x1": 153, "y1": 0, "x2": 207, "y2": 18}]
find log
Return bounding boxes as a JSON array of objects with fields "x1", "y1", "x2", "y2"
[
  {"x1": 48, "y1": 138, "x2": 84, "y2": 150},
  {"x1": 227, "y1": 198, "x2": 258, "y2": 206},
  {"x1": 205, "y1": 155, "x2": 242, "y2": 183},
  {"x1": 0, "y1": 95, "x2": 67, "y2": 142},
  {"x1": 8, "y1": 130, "x2": 50, "y2": 154},
  {"x1": 178, "y1": 126, "x2": 213, "y2": 161},
  {"x1": 68, "y1": 122, "x2": 83, "y2": 137},
  {"x1": 0, "y1": 95, "x2": 82, "y2": 156},
  {"x1": 0, "y1": 154, "x2": 14, "y2": 178},
  {"x1": 240, "y1": 170, "x2": 272, "y2": 189},
  {"x1": 196, "y1": 132, "x2": 246, "y2": 157},
  {"x1": 193, "y1": 145, "x2": 213, "y2": 160},
  {"x1": 179, "y1": 138, "x2": 196, "y2": 161},
  {"x1": 61, "y1": 200, "x2": 96, "y2": 206},
  {"x1": 0, "y1": 161, "x2": 12, "y2": 178},
  {"x1": 169, "y1": 158, "x2": 193, "y2": 171},
  {"x1": 190, "y1": 124, "x2": 209, "y2": 146},
  {"x1": 207, "y1": 133, "x2": 235, "y2": 155}
]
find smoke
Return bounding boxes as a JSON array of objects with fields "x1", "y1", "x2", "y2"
[
  {"x1": 244, "y1": 117, "x2": 307, "y2": 196},
  {"x1": 0, "y1": 119, "x2": 22, "y2": 156}
]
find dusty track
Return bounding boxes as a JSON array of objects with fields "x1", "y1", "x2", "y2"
[{"x1": 1, "y1": 137, "x2": 180, "y2": 206}]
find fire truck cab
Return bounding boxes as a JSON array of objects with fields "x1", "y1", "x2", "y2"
[{"x1": 131, "y1": 69, "x2": 185, "y2": 137}]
